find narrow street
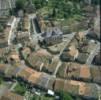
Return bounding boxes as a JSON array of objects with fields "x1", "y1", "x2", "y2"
[
  {"x1": 53, "y1": 61, "x2": 62, "y2": 76},
  {"x1": 86, "y1": 42, "x2": 100, "y2": 65}
]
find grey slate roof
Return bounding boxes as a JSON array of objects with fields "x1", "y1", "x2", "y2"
[{"x1": 42, "y1": 27, "x2": 63, "y2": 38}]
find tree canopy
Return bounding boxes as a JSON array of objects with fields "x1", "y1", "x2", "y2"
[{"x1": 16, "y1": 0, "x2": 26, "y2": 10}]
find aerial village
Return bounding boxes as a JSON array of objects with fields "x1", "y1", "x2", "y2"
[{"x1": 0, "y1": 0, "x2": 100, "y2": 100}]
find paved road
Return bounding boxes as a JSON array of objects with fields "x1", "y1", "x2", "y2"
[{"x1": 53, "y1": 61, "x2": 62, "y2": 76}]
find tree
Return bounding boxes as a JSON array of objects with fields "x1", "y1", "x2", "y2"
[
  {"x1": 16, "y1": 0, "x2": 26, "y2": 10},
  {"x1": 91, "y1": 0, "x2": 100, "y2": 5},
  {"x1": 32, "y1": 0, "x2": 46, "y2": 9}
]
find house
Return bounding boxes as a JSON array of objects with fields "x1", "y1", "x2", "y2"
[
  {"x1": 61, "y1": 45, "x2": 79, "y2": 61},
  {"x1": 86, "y1": 28, "x2": 100, "y2": 41},
  {"x1": 26, "y1": 49, "x2": 59, "y2": 74},
  {"x1": 57, "y1": 63, "x2": 91, "y2": 81},
  {"x1": 0, "y1": 0, "x2": 16, "y2": 16},
  {"x1": 0, "y1": 91, "x2": 24, "y2": 100},
  {"x1": 36, "y1": 73, "x2": 52, "y2": 89},
  {"x1": 9, "y1": 51, "x2": 20, "y2": 63},
  {"x1": 4, "y1": 64, "x2": 19, "y2": 78},
  {"x1": 76, "y1": 53, "x2": 89, "y2": 64},
  {"x1": 90, "y1": 66, "x2": 101, "y2": 84},
  {"x1": 16, "y1": 66, "x2": 54, "y2": 89},
  {"x1": 28, "y1": 71, "x2": 42, "y2": 85},
  {"x1": 26, "y1": 49, "x2": 52, "y2": 71},
  {"x1": 0, "y1": 16, "x2": 17, "y2": 47},
  {"x1": 15, "y1": 32, "x2": 30, "y2": 43},
  {"x1": 21, "y1": 47, "x2": 31, "y2": 59},
  {"x1": 53, "y1": 79, "x2": 99, "y2": 99},
  {"x1": 17, "y1": 67, "x2": 34, "y2": 80},
  {"x1": 18, "y1": 10, "x2": 24, "y2": 18},
  {"x1": 54, "y1": 79, "x2": 80, "y2": 95},
  {"x1": 23, "y1": 16, "x2": 30, "y2": 32},
  {"x1": 53, "y1": 79, "x2": 65, "y2": 92},
  {"x1": 0, "y1": 17, "x2": 9, "y2": 32},
  {"x1": 0, "y1": 63, "x2": 22, "y2": 78},
  {"x1": 75, "y1": 32, "x2": 86, "y2": 42},
  {"x1": 80, "y1": 65, "x2": 91, "y2": 79},
  {"x1": 0, "y1": 27, "x2": 10, "y2": 48},
  {"x1": 67, "y1": 45, "x2": 79, "y2": 60},
  {"x1": 92, "y1": 51, "x2": 101, "y2": 66},
  {"x1": 14, "y1": 15, "x2": 30, "y2": 44},
  {"x1": 40, "y1": 27, "x2": 63, "y2": 46},
  {"x1": 0, "y1": 47, "x2": 10, "y2": 58}
]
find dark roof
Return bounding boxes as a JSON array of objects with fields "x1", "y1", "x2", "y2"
[
  {"x1": 42, "y1": 27, "x2": 63, "y2": 38},
  {"x1": 92, "y1": 52, "x2": 101, "y2": 66},
  {"x1": 77, "y1": 53, "x2": 88, "y2": 64}
]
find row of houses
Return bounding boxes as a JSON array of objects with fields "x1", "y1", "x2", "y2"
[
  {"x1": 21, "y1": 48, "x2": 59, "y2": 74},
  {"x1": 0, "y1": 14, "x2": 63, "y2": 47},
  {"x1": 0, "y1": 15, "x2": 32, "y2": 46},
  {"x1": 0, "y1": 16, "x2": 17, "y2": 47},
  {"x1": 0, "y1": 62, "x2": 100, "y2": 99},
  {"x1": 14, "y1": 15, "x2": 30, "y2": 44},
  {"x1": 60, "y1": 32, "x2": 99, "y2": 64},
  {"x1": 57, "y1": 62, "x2": 101, "y2": 84},
  {"x1": 20, "y1": 47, "x2": 101, "y2": 84},
  {"x1": 0, "y1": 0, "x2": 16, "y2": 16},
  {"x1": 30, "y1": 15, "x2": 64, "y2": 46},
  {"x1": 0, "y1": 90, "x2": 24, "y2": 100},
  {"x1": 54, "y1": 79, "x2": 99, "y2": 100}
]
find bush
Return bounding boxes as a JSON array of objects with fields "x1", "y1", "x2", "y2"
[
  {"x1": 14, "y1": 83, "x2": 26, "y2": 95},
  {"x1": 59, "y1": 91, "x2": 73, "y2": 100},
  {"x1": 16, "y1": 0, "x2": 26, "y2": 10}
]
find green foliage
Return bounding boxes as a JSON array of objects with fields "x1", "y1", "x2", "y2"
[
  {"x1": 35, "y1": 0, "x2": 83, "y2": 19},
  {"x1": 14, "y1": 83, "x2": 26, "y2": 95},
  {"x1": 92, "y1": 0, "x2": 100, "y2": 5},
  {"x1": 0, "y1": 24, "x2": 4, "y2": 32},
  {"x1": 32, "y1": 0, "x2": 47, "y2": 9},
  {"x1": 16, "y1": 0, "x2": 26, "y2": 10},
  {"x1": 59, "y1": 91, "x2": 73, "y2": 100}
]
